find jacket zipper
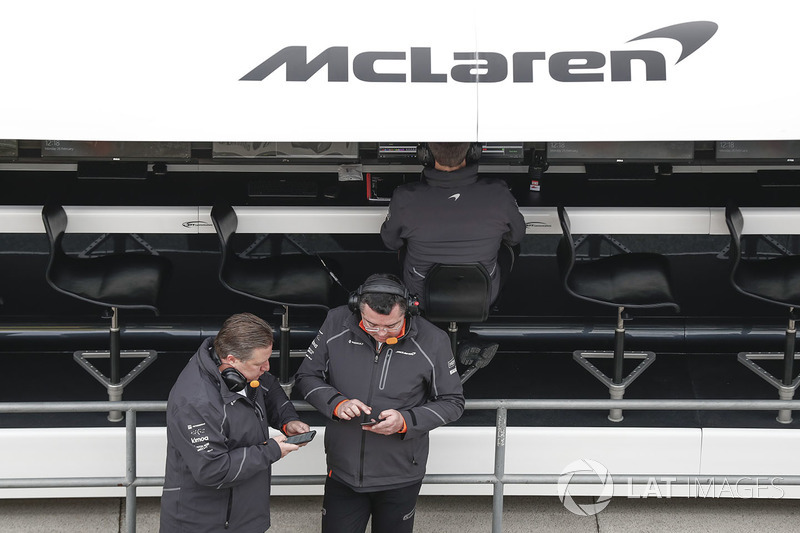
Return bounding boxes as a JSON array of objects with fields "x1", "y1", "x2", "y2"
[
  {"x1": 224, "y1": 488, "x2": 233, "y2": 529},
  {"x1": 224, "y1": 389, "x2": 265, "y2": 529},
  {"x1": 358, "y1": 343, "x2": 383, "y2": 485}
]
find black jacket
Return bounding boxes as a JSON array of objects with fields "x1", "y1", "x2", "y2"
[
  {"x1": 294, "y1": 306, "x2": 464, "y2": 491},
  {"x1": 380, "y1": 164, "x2": 526, "y2": 303},
  {"x1": 160, "y1": 338, "x2": 300, "y2": 533}
]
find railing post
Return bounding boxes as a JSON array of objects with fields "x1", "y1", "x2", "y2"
[
  {"x1": 492, "y1": 404, "x2": 507, "y2": 533},
  {"x1": 125, "y1": 409, "x2": 137, "y2": 533}
]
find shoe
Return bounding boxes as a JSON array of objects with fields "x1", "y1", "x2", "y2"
[
  {"x1": 458, "y1": 341, "x2": 482, "y2": 366},
  {"x1": 474, "y1": 342, "x2": 498, "y2": 369},
  {"x1": 458, "y1": 340, "x2": 499, "y2": 368}
]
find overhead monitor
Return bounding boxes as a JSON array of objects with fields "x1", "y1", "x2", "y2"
[
  {"x1": 716, "y1": 141, "x2": 800, "y2": 163},
  {"x1": 41, "y1": 141, "x2": 191, "y2": 160},
  {"x1": 480, "y1": 143, "x2": 524, "y2": 163},
  {"x1": 0, "y1": 139, "x2": 18, "y2": 159},
  {"x1": 377, "y1": 143, "x2": 418, "y2": 161},
  {"x1": 213, "y1": 142, "x2": 359, "y2": 160},
  {"x1": 546, "y1": 141, "x2": 695, "y2": 163}
]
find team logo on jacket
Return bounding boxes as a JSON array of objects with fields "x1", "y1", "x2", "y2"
[
  {"x1": 349, "y1": 339, "x2": 364, "y2": 346},
  {"x1": 448, "y1": 193, "x2": 461, "y2": 201},
  {"x1": 396, "y1": 350, "x2": 416, "y2": 356}
]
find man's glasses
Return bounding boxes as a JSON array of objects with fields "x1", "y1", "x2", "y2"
[{"x1": 362, "y1": 319, "x2": 404, "y2": 333}]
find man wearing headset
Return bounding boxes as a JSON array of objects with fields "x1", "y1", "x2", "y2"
[
  {"x1": 161, "y1": 313, "x2": 310, "y2": 533},
  {"x1": 295, "y1": 274, "x2": 465, "y2": 533},
  {"x1": 380, "y1": 142, "x2": 526, "y2": 308}
]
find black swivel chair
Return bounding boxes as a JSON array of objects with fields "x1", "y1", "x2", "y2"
[
  {"x1": 210, "y1": 203, "x2": 333, "y2": 394},
  {"x1": 726, "y1": 204, "x2": 800, "y2": 423},
  {"x1": 423, "y1": 262, "x2": 493, "y2": 384},
  {"x1": 42, "y1": 204, "x2": 171, "y2": 422},
  {"x1": 557, "y1": 206, "x2": 680, "y2": 421}
]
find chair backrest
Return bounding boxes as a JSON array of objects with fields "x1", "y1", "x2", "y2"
[
  {"x1": 41, "y1": 203, "x2": 70, "y2": 291},
  {"x1": 724, "y1": 204, "x2": 744, "y2": 276},
  {"x1": 210, "y1": 203, "x2": 333, "y2": 310},
  {"x1": 41, "y1": 203, "x2": 167, "y2": 312},
  {"x1": 423, "y1": 263, "x2": 491, "y2": 323},
  {"x1": 210, "y1": 202, "x2": 238, "y2": 258},
  {"x1": 723, "y1": 203, "x2": 798, "y2": 308},
  {"x1": 556, "y1": 205, "x2": 680, "y2": 311},
  {"x1": 556, "y1": 206, "x2": 577, "y2": 292}
]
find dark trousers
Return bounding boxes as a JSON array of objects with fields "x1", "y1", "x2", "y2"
[{"x1": 321, "y1": 476, "x2": 423, "y2": 533}]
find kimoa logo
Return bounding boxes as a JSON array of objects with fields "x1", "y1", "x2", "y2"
[{"x1": 241, "y1": 21, "x2": 717, "y2": 84}]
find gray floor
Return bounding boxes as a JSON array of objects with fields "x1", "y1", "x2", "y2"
[{"x1": 1, "y1": 495, "x2": 799, "y2": 533}]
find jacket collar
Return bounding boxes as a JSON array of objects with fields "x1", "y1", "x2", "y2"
[{"x1": 422, "y1": 163, "x2": 479, "y2": 188}]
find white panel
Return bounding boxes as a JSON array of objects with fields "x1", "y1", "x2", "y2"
[
  {"x1": 0, "y1": 427, "x2": 166, "y2": 498},
  {"x1": 700, "y1": 428, "x2": 800, "y2": 476},
  {"x1": 64, "y1": 206, "x2": 201, "y2": 234},
  {"x1": 709, "y1": 207, "x2": 800, "y2": 236},
  {"x1": 7, "y1": 206, "x2": 800, "y2": 237},
  {"x1": 0, "y1": 206, "x2": 43, "y2": 233},
  {"x1": 477, "y1": 5, "x2": 800, "y2": 141},
  {"x1": 0, "y1": 0, "x2": 478, "y2": 142},
  {"x1": 740, "y1": 208, "x2": 800, "y2": 235},
  {"x1": 504, "y1": 427, "x2": 701, "y2": 497},
  {"x1": 6, "y1": 426, "x2": 800, "y2": 498},
  {"x1": 232, "y1": 206, "x2": 389, "y2": 234},
  {"x1": 2, "y1": 2, "x2": 799, "y2": 141},
  {"x1": 520, "y1": 208, "x2": 560, "y2": 235},
  {"x1": 505, "y1": 427, "x2": 700, "y2": 474},
  {"x1": 567, "y1": 207, "x2": 711, "y2": 234}
]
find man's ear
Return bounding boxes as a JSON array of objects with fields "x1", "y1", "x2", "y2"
[{"x1": 223, "y1": 354, "x2": 238, "y2": 364}]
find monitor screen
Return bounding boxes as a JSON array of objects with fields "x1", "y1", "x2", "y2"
[
  {"x1": 213, "y1": 142, "x2": 359, "y2": 160},
  {"x1": 546, "y1": 141, "x2": 695, "y2": 163},
  {"x1": 716, "y1": 141, "x2": 800, "y2": 162},
  {"x1": 0, "y1": 139, "x2": 18, "y2": 159},
  {"x1": 366, "y1": 173, "x2": 418, "y2": 201},
  {"x1": 41, "y1": 141, "x2": 191, "y2": 160},
  {"x1": 480, "y1": 143, "x2": 524, "y2": 163},
  {"x1": 377, "y1": 143, "x2": 418, "y2": 161}
]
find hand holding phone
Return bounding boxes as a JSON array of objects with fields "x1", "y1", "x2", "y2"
[{"x1": 284, "y1": 430, "x2": 316, "y2": 445}]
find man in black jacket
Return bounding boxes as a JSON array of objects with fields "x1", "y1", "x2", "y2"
[
  {"x1": 380, "y1": 142, "x2": 526, "y2": 306},
  {"x1": 295, "y1": 274, "x2": 465, "y2": 533},
  {"x1": 160, "y1": 313, "x2": 310, "y2": 533}
]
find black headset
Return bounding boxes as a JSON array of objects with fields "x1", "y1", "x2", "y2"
[
  {"x1": 347, "y1": 276, "x2": 420, "y2": 316},
  {"x1": 209, "y1": 345, "x2": 248, "y2": 393},
  {"x1": 417, "y1": 142, "x2": 482, "y2": 167}
]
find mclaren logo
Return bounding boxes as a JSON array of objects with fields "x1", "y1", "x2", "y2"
[
  {"x1": 449, "y1": 193, "x2": 461, "y2": 201},
  {"x1": 241, "y1": 21, "x2": 717, "y2": 84},
  {"x1": 182, "y1": 220, "x2": 213, "y2": 228}
]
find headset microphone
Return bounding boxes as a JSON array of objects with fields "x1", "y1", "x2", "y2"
[
  {"x1": 249, "y1": 379, "x2": 260, "y2": 388},
  {"x1": 386, "y1": 337, "x2": 398, "y2": 345}
]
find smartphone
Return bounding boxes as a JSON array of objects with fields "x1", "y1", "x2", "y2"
[
  {"x1": 284, "y1": 430, "x2": 316, "y2": 445},
  {"x1": 360, "y1": 418, "x2": 378, "y2": 426}
]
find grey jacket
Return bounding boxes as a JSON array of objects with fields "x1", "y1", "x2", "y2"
[
  {"x1": 160, "y1": 338, "x2": 300, "y2": 533},
  {"x1": 380, "y1": 164, "x2": 526, "y2": 303},
  {"x1": 294, "y1": 306, "x2": 464, "y2": 491}
]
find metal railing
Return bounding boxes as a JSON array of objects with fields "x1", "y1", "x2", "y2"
[{"x1": 3, "y1": 398, "x2": 800, "y2": 533}]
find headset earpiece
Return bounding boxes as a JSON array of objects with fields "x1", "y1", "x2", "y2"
[
  {"x1": 417, "y1": 143, "x2": 434, "y2": 167},
  {"x1": 209, "y1": 346, "x2": 248, "y2": 392},
  {"x1": 466, "y1": 142, "x2": 482, "y2": 164},
  {"x1": 348, "y1": 277, "x2": 420, "y2": 316}
]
